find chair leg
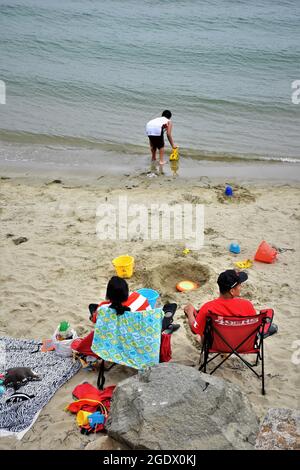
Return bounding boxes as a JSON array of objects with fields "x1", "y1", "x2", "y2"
[
  {"x1": 199, "y1": 345, "x2": 204, "y2": 371},
  {"x1": 97, "y1": 360, "x2": 105, "y2": 390},
  {"x1": 261, "y1": 339, "x2": 265, "y2": 395},
  {"x1": 202, "y1": 346, "x2": 209, "y2": 373},
  {"x1": 255, "y1": 353, "x2": 260, "y2": 366}
]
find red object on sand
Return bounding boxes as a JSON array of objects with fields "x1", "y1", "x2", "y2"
[
  {"x1": 254, "y1": 241, "x2": 277, "y2": 263},
  {"x1": 160, "y1": 333, "x2": 172, "y2": 362},
  {"x1": 67, "y1": 383, "x2": 116, "y2": 433},
  {"x1": 67, "y1": 384, "x2": 115, "y2": 414},
  {"x1": 71, "y1": 332, "x2": 97, "y2": 358}
]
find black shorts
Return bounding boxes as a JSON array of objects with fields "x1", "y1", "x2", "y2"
[{"x1": 148, "y1": 134, "x2": 164, "y2": 150}]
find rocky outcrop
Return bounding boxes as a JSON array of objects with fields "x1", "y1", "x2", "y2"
[
  {"x1": 105, "y1": 363, "x2": 259, "y2": 450},
  {"x1": 255, "y1": 408, "x2": 300, "y2": 450}
]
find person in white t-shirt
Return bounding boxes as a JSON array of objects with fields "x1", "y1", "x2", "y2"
[{"x1": 145, "y1": 110, "x2": 177, "y2": 165}]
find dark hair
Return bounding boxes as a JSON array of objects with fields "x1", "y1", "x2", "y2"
[
  {"x1": 162, "y1": 110, "x2": 172, "y2": 119},
  {"x1": 217, "y1": 270, "x2": 248, "y2": 295},
  {"x1": 219, "y1": 286, "x2": 230, "y2": 295},
  {"x1": 106, "y1": 276, "x2": 131, "y2": 315}
]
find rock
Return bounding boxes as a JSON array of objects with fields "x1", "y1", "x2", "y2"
[
  {"x1": 46, "y1": 179, "x2": 62, "y2": 185},
  {"x1": 105, "y1": 363, "x2": 259, "y2": 450},
  {"x1": 12, "y1": 237, "x2": 28, "y2": 245},
  {"x1": 84, "y1": 436, "x2": 128, "y2": 451},
  {"x1": 255, "y1": 408, "x2": 300, "y2": 450}
]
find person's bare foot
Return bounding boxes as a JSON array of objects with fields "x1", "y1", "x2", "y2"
[
  {"x1": 159, "y1": 160, "x2": 166, "y2": 165},
  {"x1": 150, "y1": 161, "x2": 158, "y2": 172}
]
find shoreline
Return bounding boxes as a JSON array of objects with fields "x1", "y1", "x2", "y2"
[
  {"x1": 1, "y1": 157, "x2": 300, "y2": 186},
  {"x1": 0, "y1": 140, "x2": 300, "y2": 185}
]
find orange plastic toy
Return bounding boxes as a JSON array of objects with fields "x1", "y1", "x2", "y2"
[
  {"x1": 176, "y1": 280, "x2": 199, "y2": 292},
  {"x1": 41, "y1": 339, "x2": 55, "y2": 352},
  {"x1": 254, "y1": 241, "x2": 277, "y2": 264}
]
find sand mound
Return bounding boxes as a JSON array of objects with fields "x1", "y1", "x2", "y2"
[
  {"x1": 216, "y1": 184, "x2": 256, "y2": 204},
  {"x1": 132, "y1": 259, "x2": 210, "y2": 301}
]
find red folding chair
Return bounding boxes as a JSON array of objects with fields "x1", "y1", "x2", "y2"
[{"x1": 199, "y1": 311, "x2": 269, "y2": 394}]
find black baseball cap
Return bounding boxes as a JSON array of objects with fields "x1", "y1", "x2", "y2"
[{"x1": 217, "y1": 269, "x2": 248, "y2": 293}]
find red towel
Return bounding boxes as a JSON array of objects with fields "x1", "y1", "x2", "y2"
[
  {"x1": 160, "y1": 332, "x2": 172, "y2": 362},
  {"x1": 67, "y1": 383, "x2": 115, "y2": 414}
]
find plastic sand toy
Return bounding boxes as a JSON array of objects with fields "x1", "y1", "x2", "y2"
[
  {"x1": 254, "y1": 241, "x2": 277, "y2": 264},
  {"x1": 136, "y1": 288, "x2": 160, "y2": 308},
  {"x1": 57, "y1": 321, "x2": 72, "y2": 340},
  {"x1": 234, "y1": 259, "x2": 253, "y2": 269},
  {"x1": 112, "y1": 255, "x2": 134, "y2": 278},
  {"x1": 229, "y1": 243, "x2": 241, "y2": 254},
  {"x1": 176, "y1": 280, "x2": 199, "y2": 292},
  {"x1": 225, "y1": 185, "x2": 233, "y2": 196},
  {"x1": 169, "y1": 147, "x2": 179, "y2": 161}
]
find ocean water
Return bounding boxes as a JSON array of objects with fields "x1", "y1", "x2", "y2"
[{"x1": 0, "y1": 0, "x2": 300, "y2": 165}]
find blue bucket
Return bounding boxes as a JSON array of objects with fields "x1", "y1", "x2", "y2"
[
  {"x1": 137, "y1": 288, "x2": 160, "y2": 308},
  {"x1": 229, "y1": 243, "x2": 241, "y2": 254},
  {"x1": 225, "y1": 185, "x2": 233, "y2": 196}
]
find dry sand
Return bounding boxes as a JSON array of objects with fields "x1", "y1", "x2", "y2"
[{"x1": 0, "y1": 170, "x2": 299, "y2": 449}]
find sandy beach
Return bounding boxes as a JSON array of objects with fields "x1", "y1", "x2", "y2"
[{"x1": 0, "y1": 167, "x2": 299, "y2": 450}]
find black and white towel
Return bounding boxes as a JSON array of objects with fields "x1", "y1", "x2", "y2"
[{"x1": 0, "y1": 337, "x2": 80, "y2": 439}]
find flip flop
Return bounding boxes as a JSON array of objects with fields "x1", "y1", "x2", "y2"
[
  {"x1": 162, "y1": 303, "x2": 177, "y2": 331},
  {"x1": 163, "y1": 323, "x2": 181, "y2": 334},
  {"x1": 6, "y1": 392, "x2": 35, "y2": 405}
]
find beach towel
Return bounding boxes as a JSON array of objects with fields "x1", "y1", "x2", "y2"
[
  {"x1": 91, "y1": 307, "x2": 164, "y2": 369},
  {"x1": 160, "y1": 333, "x2": 172, "y2": 362},
  {"x1": 0, "y1": 337, "x2": 80, "y2": 439},
  {"x1": 71, "y1": 292, "x2": 154, "y2": 358}
]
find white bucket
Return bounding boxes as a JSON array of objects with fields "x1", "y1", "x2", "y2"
[{"x1": 52, "y1": 327, "x2": 78, "y2": 357}]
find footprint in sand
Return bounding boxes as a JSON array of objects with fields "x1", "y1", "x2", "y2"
[
  {"x1": 182, "y1": 193, "x2": 204, "y2": 204},
  {"x1": 204, "y1": 227, "x2": 220, "y2": 240}
]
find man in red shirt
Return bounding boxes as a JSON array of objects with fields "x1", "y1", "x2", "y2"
[{"x1": 184, "y1": 270, "x2": 257, "y2": 342}]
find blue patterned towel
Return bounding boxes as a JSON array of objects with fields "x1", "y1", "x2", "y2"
[{"x1": 91, "y1": 307, "x2": 163, "y2": 369}]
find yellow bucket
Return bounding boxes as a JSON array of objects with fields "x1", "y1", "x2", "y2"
[
  {"x1": 76, "y1": 410, "x2": 92, "y2": 427},
  {"x1": 169, "y1": 147, "x2": 179, "y2": 161},
  {"x1": 112, "y1": 255, "x2": 134, "y2": 279}
]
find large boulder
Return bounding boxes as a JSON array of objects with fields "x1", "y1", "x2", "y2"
[
  {"x1": 105, "y1": 363, "x2": 259, "y2": 450},
  {"x1": 255, "y1": 408, "x2": 300, "y2": 450}
]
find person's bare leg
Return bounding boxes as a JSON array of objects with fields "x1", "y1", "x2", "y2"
[
  {"x1": 150, "y1": 160, "x2": 158, "y2": 173},
  {"x1": 159, "y1": 147, "x2": 166, "y2": 165},
  {"x1": 150, "y1": 145, "x2": 157, "y2": 161}
]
